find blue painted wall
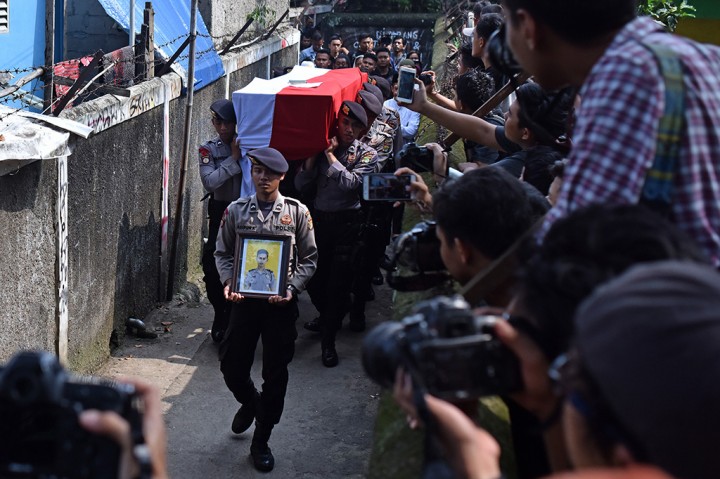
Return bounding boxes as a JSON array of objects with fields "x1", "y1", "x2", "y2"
[{"x1": 0, "y1": 0, "x2": 46, "y2": 111}]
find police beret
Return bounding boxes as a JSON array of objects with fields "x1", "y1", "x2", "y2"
[
  {"x1": 362, "y1": 82, "x2": 385, "y2": 105},
  {"x1": 356, "y1": 90, "x2": 382, "y2": 117},
  {"x1": 210, "y1": 99, "x2": 236, "y2": 122},
  {"x1": 369, "y1": 76, "x2": 392, "y2": 101},
  {"x1": 247, "y1": 147, "x2": 288, "y2": 174},
  {"x1": 339, "y1": 100, "x2": 368, "y2": 128}
]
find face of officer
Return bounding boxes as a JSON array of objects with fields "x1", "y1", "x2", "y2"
[
  {"x1": 337, "y1": 113, "x2": 364, "y2": 147},
  {"x1": 251, "y1": 165, "x2": 285, "y2": 202},
  {"x1": 212, "y1": 118, "x2": 236, "y2": 144},
  {"x1": 256, "y1": 252, "x2": 268, "y2": 269},
  {"x1": 315, "y1": 53, "x2": 332, "y2": 69}
]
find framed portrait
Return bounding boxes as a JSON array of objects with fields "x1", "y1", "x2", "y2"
[{"x1": 232, "y1": 233, "x2": 291, "y2": 298}]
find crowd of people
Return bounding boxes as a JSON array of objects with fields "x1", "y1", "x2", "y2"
[{"x1": 70, "y1": 0, "x2": 720, "y2": 477}]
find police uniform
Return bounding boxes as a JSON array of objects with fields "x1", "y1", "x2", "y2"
[
  {"x1": 214, "y1": 147, "x2": 317, "y2": 471},
  {"x1": 294, "y1": 101, "x2": 378, "y2": 367},
  {"x1": 199, "y1": 99, "x2": 251, "y2": 342},
  {"x1": 243, "y1": 268, "x2": 276, "y2": 292}
]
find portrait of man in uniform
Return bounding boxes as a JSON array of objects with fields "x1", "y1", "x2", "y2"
[{"x1": 234, "y1": 237, "x2": 290, "y2": 297}]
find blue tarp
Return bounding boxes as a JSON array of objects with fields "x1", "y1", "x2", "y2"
[{"x1": 98, "y1": 0, "x2": 225, "y2": 91}]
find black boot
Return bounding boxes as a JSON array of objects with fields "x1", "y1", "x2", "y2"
[
  {"x1": 250, "y1": 422, "x2": 275, "y2": 472},
  {"x1": 231, "y1": 390, "x2": 259, "y2": 434}
]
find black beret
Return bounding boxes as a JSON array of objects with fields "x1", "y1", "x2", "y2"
[
  {"x1": 339, "y1": 100, "x2": 368, "y2": 128},
  {"x1": 247, "y1": 147, "x2": 288, "y2": 174},
  {"x1": 362, "y1": 82, "x2": 384, "y2": 104},
  {"x1": 369, "y1": 76, "x2": 391, "y2": 100},
  {"x1": 356, "y1": 90, "x2": 382, "y2": 117},
  {"x1": 210, "y1": 99, "x2": 236, "y2": 122}
]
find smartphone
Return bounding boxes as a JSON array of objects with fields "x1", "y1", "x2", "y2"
[
  {"x1": 396, "y1": 66, "x2": 416, "y2": 104},
  {"x1": 363, "y1": 173, "x2": 416, "y2": 201}
]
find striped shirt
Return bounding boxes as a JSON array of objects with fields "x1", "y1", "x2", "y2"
[{"x1": 544, "y1": 17, "x2": 720, "y2": 266}]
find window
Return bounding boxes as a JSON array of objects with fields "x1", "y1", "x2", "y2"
[{"x1": 0, "y1": 1, "x2": 8, "y2": 34}]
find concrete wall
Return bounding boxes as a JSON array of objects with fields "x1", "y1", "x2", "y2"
[
  {"x1": 199, "y1": 0, "x2": 290, "y2": 49},
  {"x1": 0, "y1": 26, "x2": 299, "y2": 372},
  {"x1": 65, "y1": 0, "x2": 126, "y2": 60}
]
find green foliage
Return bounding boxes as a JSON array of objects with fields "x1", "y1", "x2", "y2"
[
  {"x1": 637, "y1": 0, "x2": 696, "y2": 31},
  {"x1": 247, "y1": 2, "x2": 276, "y2": 30}
]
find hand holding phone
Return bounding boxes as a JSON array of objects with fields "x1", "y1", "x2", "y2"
[
  {"x1": 363, "y1": 173, "x2": 417, "y2": 201},
  {"x1": 396, "y1": 66, "x2": 417, "y2": 104}
]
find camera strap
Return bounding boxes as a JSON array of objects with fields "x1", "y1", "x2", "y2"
[
  {"x1": 460, "y1": 215, "x2": 545, "y2": 306},
  {"x1": 637, "y1": 40, "x2": 686, "y2": 219}
]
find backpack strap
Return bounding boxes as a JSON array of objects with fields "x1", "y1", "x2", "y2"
[{"x1": 638, "y1": 41, "x2": 686, "y2": 218}]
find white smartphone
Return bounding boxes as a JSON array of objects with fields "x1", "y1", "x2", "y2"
[
  {"x1": 362, "y1": 173, "x2": 416, "y2": 201},
  {"x1": 396, "y1": 66, "x2": 416, "y2": 104}
]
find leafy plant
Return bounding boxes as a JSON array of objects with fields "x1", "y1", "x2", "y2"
[
  {"x1": 637, "y1": 0, "x2": 696, "y2": 32},
  {"x1": 247, "y1": 2, "x2": 276, "y2": 30}
]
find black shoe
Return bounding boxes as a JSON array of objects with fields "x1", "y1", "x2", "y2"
[
  {"x1": 231, "y1": 392, "x2": 259, "y2": 434},
  {"x1": 250, "y1": 444, "x2": 274, "y2": 472},
  {"x1": 304, "y1": 317, "x2": 321, "y2": 332},
  {"x1": 211, "y1": 324, "x2": 225, "y2": 343},
  {"x1": 371, "y1": 272, "x2": 384, "y2": 286},
  {"x1": 321, "y1": 345, "x2": 339, "y2": 367}
]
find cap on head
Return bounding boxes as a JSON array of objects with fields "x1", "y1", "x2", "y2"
[
  {"x1": 340, "y1": 100, "x2": 368, "y2": 128},
  {"x1": 356, "y1": 90, "x2": 382, "y2": 117},
  {"x1": 462, "y1": 26, "x2": 475, "y2": 37},
  {"x1": 575, "y1": 260, "x2": 720, "y2": 479},
  {"x1": 368, "y1": 76, "x2": 392, "y2": 101},
  {"x1": 362, "y1": 82, "x2": 385, "y2": 104},
  {"x1": 247, "y1": 147, "x2": 288, "y2": 174},
  {"x1": 210, "y1": 99, "x2": 236, "y2": 123}
]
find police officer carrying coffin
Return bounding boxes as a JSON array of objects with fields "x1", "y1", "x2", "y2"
[
  {"x1": 199, "y1": 99, "x2": 255, "y2": 343},
  {"x1": 294, "y1": 101, "x2": 378, "y2": 367},
  {"x1": 215, "y1": 148, "x2": 317, "y2": 472}
]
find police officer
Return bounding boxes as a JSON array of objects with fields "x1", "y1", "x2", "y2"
[
  {"x1": 242, "y1": 249, "x2": 276, "y2": 292},
  {"x1": 294, "y1": 101, "x2": 378, "y2": 367},
  {"x1": 199, "y1": 99, "x2": 255, "y2": 343},
  {"x1": 215, "y1": 148, "x2": 317, "y2": 472}
]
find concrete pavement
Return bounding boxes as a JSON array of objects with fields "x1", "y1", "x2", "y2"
[{"x1": 98, "y1": 286, "x2": 392, "y2": 478}]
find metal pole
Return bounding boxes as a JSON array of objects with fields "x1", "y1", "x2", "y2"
[
  {"x1": 130, "y1": 0, "x2": 136, "y2": 46},
  {"x1": 166, "y1": 0, "x2": 198, "y2": 300}
]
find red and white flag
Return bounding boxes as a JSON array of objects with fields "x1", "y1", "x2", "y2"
[{"x1": 232, "y1": 66, "x2": 367, "y2": 161}]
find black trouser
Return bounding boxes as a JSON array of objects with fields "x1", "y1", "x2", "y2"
[
  {"x1": 305, "y1": 209, "x2": 363, "y2": 347},
  {"x1": 202, "y1": 198, "x2": 231, "y2": 324},
  {"x1": 219, "y1": 298, "x2": 299, "y2": 426}
]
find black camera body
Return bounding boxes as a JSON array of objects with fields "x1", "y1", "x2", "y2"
[
  {"x1": 362, "y1": 296, "x2": 523, "y2": 400},
  {"x1": 418, "y1": 73, "x2": 433, "y2": 86},
  {"x1": 397, "y1": 142, "x2": 435, "y2": 173},
  {"x1": 0, "y1": 351, "x2": 142, "y2": 479},
  {"x1": 386, "y1": 221, "x2": 450, "y2": 292},
  {"x1": 487, "y1": 25, "x2": 524, "y2": 78}
]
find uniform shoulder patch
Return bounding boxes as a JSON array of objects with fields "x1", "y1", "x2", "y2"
[
  {"x1": 304, "y1": 209, "x2": 314, "y2": 230},
  {"x1": 199, "y1": 146, "x2": 211, "y2": 164},
  {"x1": 360, "y1": 149, "x2": 376, "y2": 164}
]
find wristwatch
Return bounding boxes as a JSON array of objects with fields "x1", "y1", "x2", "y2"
[{"x1": 287, "y1": 284, "x2": 299, "y2": 300}]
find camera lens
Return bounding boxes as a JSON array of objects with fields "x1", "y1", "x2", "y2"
[
  {"x1": 487, "y1": 24, "x2": 524, "y2": 77},
  {"x1": 361, "y1": 322, "x2": 405, "y2": 389}
]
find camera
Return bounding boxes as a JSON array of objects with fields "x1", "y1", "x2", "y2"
[
  {"x1": 419, "y1": 73, "x2": 433, "y2": 87},
  {"x1": 362, "y1": 295, "x2": 523, "y2": 400},
  {"x1": 397, "y1": 142, "x2": 435, "y2": 173},
  {"x1": 487, "y1": 24, "x2": 524, "y2": 78},
  {"x1": 0, "y1": 351, "x2": 143, "y2": 479},
  {"x1": 386, "y1": 221, "x2": 451, "y2": 292}
]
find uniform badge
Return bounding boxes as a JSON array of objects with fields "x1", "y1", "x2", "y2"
[
  {"x1": 360, "y1": 151, "x2": 375, "y2": 163},
  {"x1": 220, "y1": 208, "x2": 228, "y2": 229},
  {"x1": 281, "y1": 214, "x2": 292, "y2": 225},
  {"x1": 305, "y1": 210, "x2": 314, "y2": 230},
  {"x1": 199, "y1": 147, "x2": 211, "y2": 164},
  {"x1": 342, "y1": 104, "x2": 350, "y2": 115}
]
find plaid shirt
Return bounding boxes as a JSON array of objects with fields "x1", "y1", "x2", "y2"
[{"x1": 544, "y1": 17, "x2": 720, "y2": 266}]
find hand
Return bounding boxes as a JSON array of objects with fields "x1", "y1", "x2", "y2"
[
  {"x1": 424, "y1": 142, "x2": 448, "y2": 183},
  {"x1": 423, "y1": 70, "x2": 437, "y2": 96},
  {"x1": 79, "y1": 377, "x2": 168, "y2": 479},
  {"x1": 268, "y1": 289, "x2": 293, "y2": 305},
  {"x1": 493, "y1": 320, "x2": 558, "y2": 421},
  {"x1": 325, "y1": 136, "x2": 338, "y2": 155},
  {"x1": 231, "y1": 135, "x2": 241, "y2": 160},
  {"x1": 458, "y1": 162, "x2": 482, "y2": 172},
  {"x1": 392, "y1": 368, "x2": 421, "y2": 429},
  {"x1": 403, "y1": 78, "x2": 429, "y2": 114},
  {"x1": 224, "y1": 284, "x2": 244, "y2": 303},
  {"x1": 395, "y1": 167, "x2": 432, "y2": 212}
]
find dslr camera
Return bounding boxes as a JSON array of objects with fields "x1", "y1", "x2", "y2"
[
  {"x1": 362, "y1": 295, "x2": 523, "y2": 400},
  {"x1": 487, "y1": 24, "x2": 524, "y2": 78},
  {"x1": 0, "y1": 351, "x2": 143, "y2": 479},
  {"x1": 397, "y1": 142, "x2": 436, "y2": 173},
  {"x1": 386, "y1": 221, "x2": 451, "y2": 292}
]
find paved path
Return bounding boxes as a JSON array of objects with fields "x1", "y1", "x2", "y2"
[{"x1": 99, "y1": 286, "x2": 392, "y2": 478}]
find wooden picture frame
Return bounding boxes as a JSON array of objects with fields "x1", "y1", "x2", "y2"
[{"x1": 231, "y1": 233, "x2": 291, "y2": 298}]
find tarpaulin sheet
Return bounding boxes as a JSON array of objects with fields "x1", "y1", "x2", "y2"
[
  {"x1": 98, "y1": 0, "x2": 225, "y2": 91},
  {"x1": 232, "y1": 66, "x2": 367, "y2": 161}
]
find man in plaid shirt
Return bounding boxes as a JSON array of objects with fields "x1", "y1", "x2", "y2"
[{"x1": 502, "y1": 0, "x2": 720, "y2": 267}]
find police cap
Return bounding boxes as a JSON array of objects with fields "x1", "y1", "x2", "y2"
[
  {"x1": 339, "y1": 100, "x2": 368, "y2": 128},
  {"x1": 247, "y1": 147, "x2": 288, "y2": 174},
  {"x1": 362, "y1": 82, "x2": 384, "y2": 105},
  {"x1": 210, "y1": 99, "x2": 236, "y2": 123},
  {"x1": 356, "y1": 90, "x2": 382, "y2": 117},
  {"x1": 369, "y1": 76, "x2": 392, "y2": 101}
]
